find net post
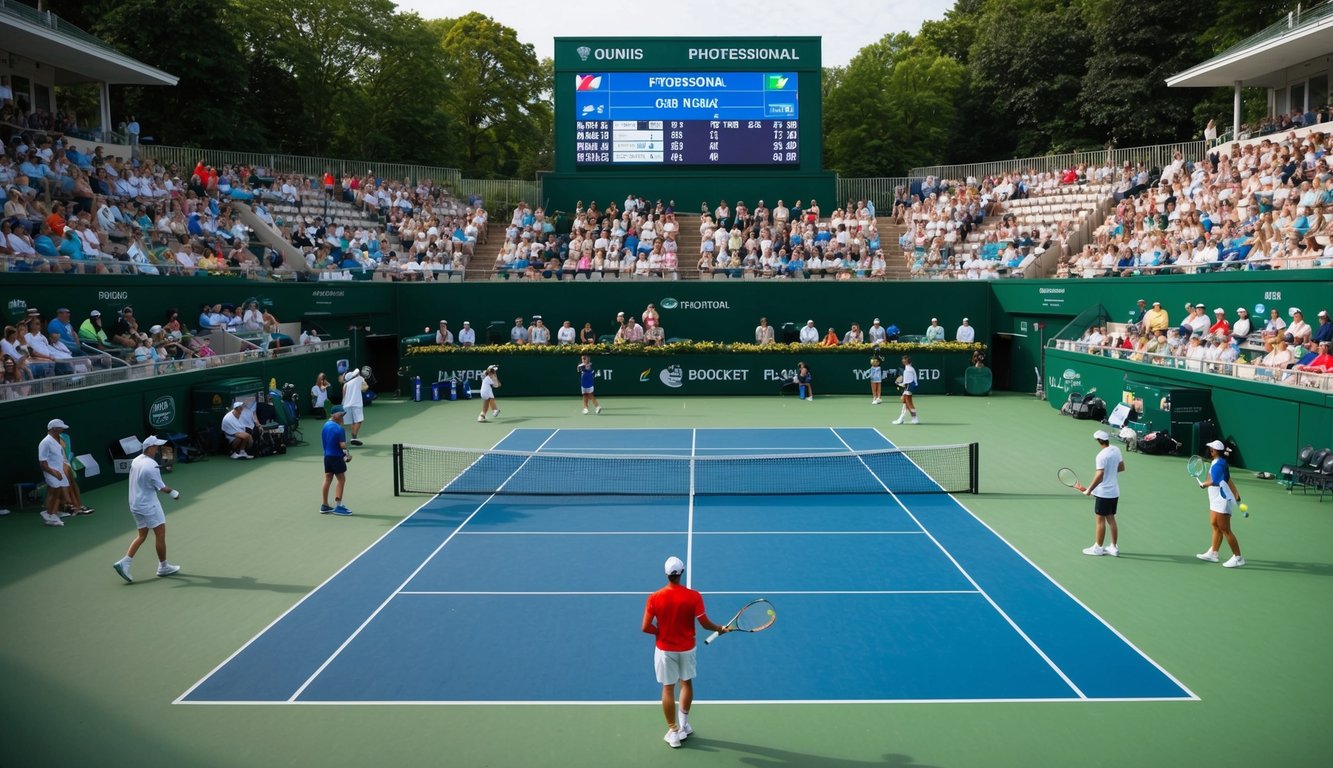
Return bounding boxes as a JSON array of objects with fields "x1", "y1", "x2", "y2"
[
  {"x1": 969, "y1": 442, "x2": 980, "y2": 494},
  {"x1": 392, "y1": 443, "x2": 402, "y2": 496}
]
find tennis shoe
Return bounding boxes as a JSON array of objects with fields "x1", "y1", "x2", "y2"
[
  {"x1": 231, "y1": 452, "x2": 245, "y2": 460},
  {"x1": 892, "y1": 417, "x2": 903, "y2": 424},
  {"x1": 664, "y1": 728, "x2": 682, "y2": 748},
  {"x1": 911, "y1": 417, "x2": 919, "y2": 424},
  {"x1": 113, "y1": 560, "x2": 133, "y2": 583},
  {"x1": 41, "y1": 512, "x2": 63, "y2": 527},
  {"x1": 319, "y1": 504, "x2": 334, "y2": 514},
  {"x1": 350, "y1": 439, "x2": 363, "y2": 447},
  {"x1": 595, "y1": 405, "x2": 602, "y2": 414},
  {"x1": 477, "y1": 414, "x2": 486, "y2": 422},
  {"x1": 156, "y1": 563, "x2": 181, "y2": 577},
  {"x1": 678, "y1": 722, "x2": 692, "y2": 739},
  {"x1": 582, "y1": 408, "x2": 589, "y2": 414},
  {"x1": 1082, "y1": 545, "x2": 1106, "y2": 556},
  {"x1": 0, "y1": 508, "x2": 9, "y2": 516},
  {"x1": 57, "y1": 510, "x2": 72, "y2": 518},
  {"x1": 332, "y1": 505, "x2": 353, "y2": 516},
  {"x1": 73, "y1": 506, "x2": 94, "y2": 515},
  {"x1": 1105, "y1": 545, "x2": 1119, "y2": 557},
  {"x1": 491, "y1": 409, "x2": 500, "y2": 418},
  {"x1": 1196, "y1": 550, "x2": 1219, "y2": 562},
  {"x1": 1223, "y1": 555, "x2": 1245, "y2": 568}
]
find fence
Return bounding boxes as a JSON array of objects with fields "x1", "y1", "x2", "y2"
[{"x1": 904, "y1": 140, "x2": 1209, "y2": 183}]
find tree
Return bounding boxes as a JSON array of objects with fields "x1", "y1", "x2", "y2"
[{"x1": 435, "y1": 12, "x2": 545, "y2": 177}]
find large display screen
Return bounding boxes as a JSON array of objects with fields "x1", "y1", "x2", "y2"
[{"x1": 573, "y1": 72, "x2": 799, "y2": 165}]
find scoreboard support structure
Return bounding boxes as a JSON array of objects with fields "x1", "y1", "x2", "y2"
[{"x1": 546, "y1": 37, "x2": 835, "y2": 215}]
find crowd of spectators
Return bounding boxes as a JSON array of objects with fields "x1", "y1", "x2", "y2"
[
  {"x1": 489, "y1": 196, "x2": 682, "y2": 280},
  {"x1": 1055, "y1": 130, "x2": 1333, "y2": 278},
  {"x1": 1064, "y1": 298, "x2": 1333, "y2": 384}
]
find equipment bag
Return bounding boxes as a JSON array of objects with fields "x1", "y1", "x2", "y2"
[{"x1": 1139, "y1": 431, "x2": 1182, "y2": 455}]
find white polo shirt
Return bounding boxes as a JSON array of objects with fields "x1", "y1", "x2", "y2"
[{"x1": 128, "y1": 453, "x2": 166, "y2": 514}]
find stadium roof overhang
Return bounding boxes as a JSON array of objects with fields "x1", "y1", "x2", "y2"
[
  {"x1": 1166, "y1": 18, "x2": 1333, "y2": 88},
  {"x1": 0, "y1": 11, "x2": 177, "y2": 86}
]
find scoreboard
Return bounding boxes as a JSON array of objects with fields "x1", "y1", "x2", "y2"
[{"x1": 572, "y1": 72, "x2": 799, "y2": 166}]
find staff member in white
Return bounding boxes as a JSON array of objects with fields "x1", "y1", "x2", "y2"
[
  {"x1": 892, "y1": 355, "x2": 920, "y2": 424},
  {"x1": 867, "y1": 318, "x2": 887, "y2": 344},
  {"x1": 434, "y1": 320, "x2": 453, "y2": 345},
  {"x1": 798, "y1": 320, "x2": 819, "y2": 344},
  {"x1": 221, "y1": 401, "x2": 255, "y2": 460},
  {"x1": 557, "y1": 320, "x2": 577, "y2": 345},
  {"x1": 341, "y1": 366, "x2": 368, "y2": 446},
  {"x1": 925, "y1": 318, "x2": 946, "y2": 342},
  {"x1": 477, "y1": 365, "x2": 501, "y2": 422},
  {"x1": 112, "y1": 435, "x2": 182, "y2": 582},
  {"x1": 1077, "y1": 430, "x2": 1125, "y2": 556},
  {"x1": 956, "y1": 317, "x2": 975, "y2": 343},
  {"x1": 38, "y1": 419, "x2": 72, "y2": 527},
  {"x1": 458, "y1": 321, "x2": 476, "y2": 347},
  {"x1": 1196, "y1": 440, "x2": 1244, "y2": 568},
  {"x1": 754, "y1": 317, "x2": 775, "y2": 345}
]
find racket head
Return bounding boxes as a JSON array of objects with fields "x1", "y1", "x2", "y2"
[
  {"x1": 728, "y1": 598, "x2": 776, "y2": 633},
  {"x1": 1187, "y1": 454, "x2": 1206, "y2": 479},
  {"x1": 894, "y1": 375, "x2": 904, "y2": 386},
  {"x1": 1057, "y1": 467, "x2": 1081, "y2": 488}
]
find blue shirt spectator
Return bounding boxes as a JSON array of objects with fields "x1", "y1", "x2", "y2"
[
  {"x1": 47, "y1": 310, "x2": 78, "y2": 348},
  {"x1": 58, "y1": 231, "x2": 84, "y2": 259},
  {"x1": 34, "y1": 228, "x2": 57, "y2": 257}
]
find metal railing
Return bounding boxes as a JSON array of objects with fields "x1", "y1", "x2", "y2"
[
  {"x1": 1208, "y1": 1, "x2": 1333, "y2": 65},
  {"x1": 0, "y1": 0, "x2": 126, "y2": 57},
  {"x1": 836, "y1": 177, "x2": 910, "y2": 207},
  {"x1": 1050, "y1": 338, "x2": 1333, "y2": 392},
  {"x1": 0, "y1": 338, "x2": 348, "y2": 400},
  {"x1": 903, "y1": 140, "x2": 1208, "y2": 183}
]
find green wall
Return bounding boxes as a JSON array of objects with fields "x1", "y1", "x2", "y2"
[
  {"x1": 0, "y1": 348, "x2": 344, "y2": 500},
  {"x1": 401, "y1": 348, "x2": 980, "y2": 397},
  {"x1": 1043, "y1": 348, "x2": 1332, "y2": 471}
]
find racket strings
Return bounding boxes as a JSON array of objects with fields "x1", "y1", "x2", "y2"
[{"x1": 733, "y1": 602, "x2": 776, "y2": 632}]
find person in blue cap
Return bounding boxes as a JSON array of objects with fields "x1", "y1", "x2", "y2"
[{"x1": 320, "y1": 406, "x2": 353, "y2": 515}]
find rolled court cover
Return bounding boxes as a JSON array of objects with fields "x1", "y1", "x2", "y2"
[{"x1": 394, "y1": 442, "x2": 979, "y2": 496}]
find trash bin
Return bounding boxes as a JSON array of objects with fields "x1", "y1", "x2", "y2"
[
  {"x1": 487, "y1": 320, "x2": 509, "y2": 345},
  {"x1": 964, "y1": 366, "x2": 993, "y2": 396},
  {"x1": 192, "y1": 377, "x2": 266, "y2": 411}
]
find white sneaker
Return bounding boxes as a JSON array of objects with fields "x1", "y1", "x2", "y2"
[
  {"x1": 239, "y1": 450, "x2": 254, "y2": 459},
  {"x1": 477, "y1": 414, "x2": 486, "y2": 422},
  {"x1": 41, "y1": 512, "x2": 64, "y2": 527},
  {"x1": 595, "y1": 405, "x2": 602, "y2": 414},
  {"x1": 156, "y1": 562, "x2": 181, "y2": 577},
  {"x1": 678, "y1": 721, "x2": 692, "y2": 739},
  {"x1": 1105, "y1": 545, "x2": 1119, "y2": 557},
  {"x1": 1223, "y1": 555, "x2": 1245, "y2": 568},
  {"x1": 1082, "y1": 545, "x2": 1106, "y2": 556},
  {"x1": 113, "y1": 560, "x2": 133, "y2": 583},
  {"x1": 491, "y1": 409, "x2": 500, "y2": 417},
  {"x1": 582, "y1": 408, "x2": 589, "y2": 414},
  {"x1": 57, "y1": 510, "x2": 72, "y2": 518},
  {"x1": 0, "y1": 508, "x2": 10, "y2": 516},
  {"x1": 911, "y1": 417, "x2": 919, "y2": 424},
  {"x1": 231, "y1": 452, "x2": 244, "y2": 459},
  {"x1": 664, "y1": 728, "x2": 681, "y2": 748},
  {"x1": 892, "y1": 417, "x2": 904, "y2": 425},
  {"x1": 1196, "y1": 550, "x2": 1219, "y2": 562}
]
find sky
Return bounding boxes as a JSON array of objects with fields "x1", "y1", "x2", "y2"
[{"x1": 394, "y1": 0, "x2": 957, "y2": 69}]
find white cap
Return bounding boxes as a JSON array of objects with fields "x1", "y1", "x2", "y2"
[
  {"x1": 142, "y1": 435, "x2": 169, "y2": 447},
  {"x1": 463, "y1": 320, "x2": 470, "y2": 325},
  {"x1": 1213, "y1": 307, "x2": 1224, "y2": 314},
  {"x1": 47, "y1": 418, "x2": 69, "y2": 430},
  {"x1": 231, "y1": 401, "x2": 244, "y2": 409},
  {"x1": 962, "y1": 317, "x2": 969, "y2": 322},
  {"x1": 1206, "y1": 439, "x2": 1226, "y2": 451},
  {"x1": 873, "y1": 318, "x2": 880, "y2": 323},
  {"x1": 1237, "y1": 308, "x2": 1247, "y2": 313},
  {"x1": 664, "y1": 556, "x2": 685, "y2": 576},
  {"x1": 1093, "y1": 430, "x2": 1110, "y2": 441},
  {"x1": 806, "y1": 319, "x2": 814, "y2": 325},
  {"x1": 931, "y1": 318, "x2": 938, "y2": 322},
  {"x1": 1291, "y1": 307, "x2": 1302, "y2": 316},
  {"x1": 1320, "y1": 310, "x2": 1329, "y2": 317}
]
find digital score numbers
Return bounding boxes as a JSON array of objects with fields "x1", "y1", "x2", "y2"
[{"x1": 573, "y1": 72, "x2": 799, "y2": 166}]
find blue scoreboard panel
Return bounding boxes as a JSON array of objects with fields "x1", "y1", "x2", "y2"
[{"x1": 573, "y1": 72, "x2": 799, "y2": 165}]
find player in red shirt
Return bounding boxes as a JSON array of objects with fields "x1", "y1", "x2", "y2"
[{"x1": 642, "y1": 556, "x2": 727, "y2": 748}]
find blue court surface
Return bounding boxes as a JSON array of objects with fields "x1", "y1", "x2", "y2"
[{"x1": 178, "y1": 428, "x2": 1195, "y2": 704}]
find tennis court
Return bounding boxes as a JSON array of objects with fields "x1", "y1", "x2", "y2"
[{"x1": 179, "y1": 427, "x2": 1192, "y2": 704}]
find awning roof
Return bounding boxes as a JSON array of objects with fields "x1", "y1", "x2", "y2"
[
  {"x1": 1167, "y1": 14, "x2": 1333, "y2": 88},
  {"x1": 0, "y1": 9, "x2": 177, "y2": 86}
]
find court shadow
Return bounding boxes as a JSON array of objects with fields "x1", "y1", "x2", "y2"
[
  {"x1": 685, "y1": 739, "x2": 940, "y2": 768},
  {"x1": 156, "y1": 573, "x2": 312, "y2": 593},
  {"x1": 1114, "y1": 552, "x2": 1333, "y2": 576}
]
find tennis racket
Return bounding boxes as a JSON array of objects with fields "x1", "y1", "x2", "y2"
[
  {"x1": 704, "y1": 598, "x2": 776, "y2": 645},
  {"x1": 1057, "y1": 467, "x2": 1085, "y2": 493},
  {"x1": 894, "y1": 375, "x2": 905, "y2": 387},
  {"x1": 1187, "y1": 454, "x2": 1207, "y2": 486}
]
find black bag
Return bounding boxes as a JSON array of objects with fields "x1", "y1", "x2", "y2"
[
  {"x1": 1139, "y1": 431, "x2": 1182, "y2": 455},
  {"x1": 1072, "y1": 397, "x2": 1107, "y2": 421},
  {"x1": 195, "y1": 425, "x2": 225, "y2": 455}
]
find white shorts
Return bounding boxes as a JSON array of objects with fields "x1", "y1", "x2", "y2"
[
  {"x1": 654, "y1": 647, "x2": 697, "y2": 685},
  {"x1": 343, "y1": 405, "x2": 364, "y2": 425},
  {"x1": 1208, "y1": 491, "x2": 1238, "y2": 515},
  {"x1": 131, "y1": 507, "x2": 166, "y2": 530},
  {"x1": 44, "y1": 473, "x2": 70, "y2": 489},
  {"x1": 581, "y1": 386, "x2": 595, "y2": 394}
]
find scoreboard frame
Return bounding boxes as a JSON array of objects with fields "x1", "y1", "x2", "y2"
[{"x1": 545, "y1": 37, "x2": 834, "y2": 215}]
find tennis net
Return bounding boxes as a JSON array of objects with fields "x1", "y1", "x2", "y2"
[{"x1": 393, "y1": 443, "x2": 979, "y2": 496}]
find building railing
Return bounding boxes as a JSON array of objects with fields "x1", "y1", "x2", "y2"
[
  {"x1": 904, "y1": 140, "x2": 1208, "y2": 183},
  {"x1": 1050, "y1": 338, "x2": 1333, "y2": 392},
  {"x1": 0, "y1": 338, "x2": 348, "y2": 401},
  {"x1": 0, "y1": 0, "x2": 126, "y2": 57},
  {"x1": 1209, "y1": 1, "x2": 1333, "y2": 64},
  {"x1": 836, "y1": 177, "x2": 910, "y2": 207}
]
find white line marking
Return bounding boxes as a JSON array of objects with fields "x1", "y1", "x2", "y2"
[
  {"x1": 454, "y1": 530, "x2": 925, "y2": 536},
  {"x1": 396, "y1": 589, "x2": 981, "y2": 596},
  {"x1": 869, "y1": 427, "x2": 1199, "y2": 701},
  {"x1": 686, "y1": 427, "x2": 696, "y2": 588},
  {"x1": 830, "y1": 428, "x2": 1088, "y2": 700},
  {"x1": 285, "y1": 429, "x2": 562, "y2": 703},
  {"x1": 176, "y1": 694, "x2": 1195, "y2": 706}
]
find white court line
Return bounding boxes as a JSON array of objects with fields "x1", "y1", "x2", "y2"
[
  {"x1": 685, "y1": 428, "x2": 696, "y2": 588},
  {"x1": 174, "y1": 427, "x2": 532, "y2": 705},
  {"x1": 869, "y1": 427, "x2": 1199, "y2": 701},
  {"x1": 396, "y1": 589, "x2": 981, "y2": 596},
  {"x1": 830, "y1": 428, "x2": 1088, "y2": 700},
  {"x1": 285, "y1": 429, "x2": 563, "y2": 703},
  {"x1": 455, "y1": 530, "x2": 925, "y2": 536},
  {"x1": 177, "y1": 693, "x2": 1193, "y2": 707}
]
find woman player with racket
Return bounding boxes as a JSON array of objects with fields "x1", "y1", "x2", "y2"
[
  {"x1": 892, "y1": 355, "x2": 919, "y2": 424},
  {"x1": 1196, "y1": 439, "x2": 1244, "y2": 568},
  {"x1": 577, "y1": 355, "x2": 602, "y2": 414},
  {"x1": 477, "y1": 365, "x2": 500, "y2": 422}
]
